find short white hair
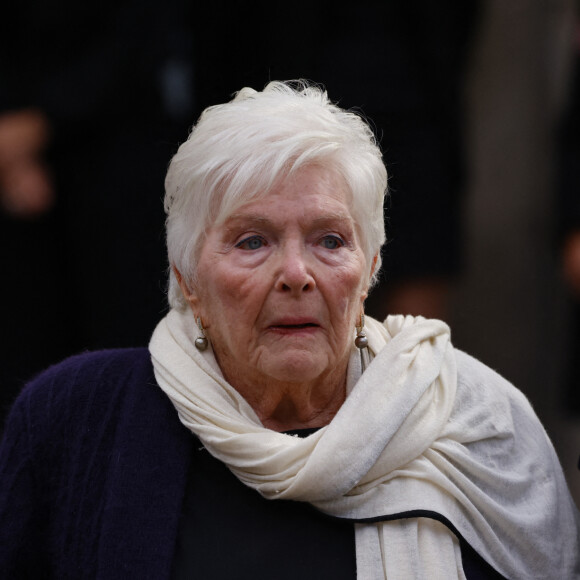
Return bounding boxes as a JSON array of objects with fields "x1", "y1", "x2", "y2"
[{"x1": 165, "y1": 80, "x2": 387, "y2": 309}]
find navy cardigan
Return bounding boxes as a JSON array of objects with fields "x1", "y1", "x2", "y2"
[{"x1": 0, "y1": 348, "x2": 192, "y2": 579}]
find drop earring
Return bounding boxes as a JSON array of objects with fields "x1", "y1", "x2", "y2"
[
  {"x1": 355, "y1": 314, "x2": 368, "y2": 349},
  {"x1": 355, "y1": 313, "x2": 369, "y2": 372},
  {"x1": 195, "y1": 317, "x2": 209, "y2": 351}
]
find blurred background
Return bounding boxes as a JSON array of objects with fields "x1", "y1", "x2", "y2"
[{"x1": 0, "y1": 0, "x2": 578, "y2": 504}]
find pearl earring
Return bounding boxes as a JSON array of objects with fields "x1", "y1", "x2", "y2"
[
  {"x1": 355, "y1": 314, "x2": 368, "y2": 349},
  {"x1": 355, "y1": 314, "x2": 369, "y2": 372},
  {"x1": 195, "y1": 317, "x2": 209, "y2": 351}
]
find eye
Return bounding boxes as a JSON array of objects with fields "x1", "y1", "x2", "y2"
[
  {"x1": 319, "y1": 235, "x2": 344, "y2": 250},
  {"x1": 235, "y1": 235, "x2": 267, "y2": 250}
]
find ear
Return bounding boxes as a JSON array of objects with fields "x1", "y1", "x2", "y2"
[
  {"x1": 370, "y1": 254, "x2": 378, "y2": 280},
  {"x1": 361, "y1": 253, "x2": 379, "y2": 302},
  {"x1": 173, "y1": 265, "x2": 200, "y2": 310}
]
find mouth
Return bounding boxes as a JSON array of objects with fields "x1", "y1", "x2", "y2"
[
  {"x1": 268, "y1": 319, "x2": 321, "y2": 333},
  {"x1": 274, "y1": 323, "x2": 318, "y2": 329}
]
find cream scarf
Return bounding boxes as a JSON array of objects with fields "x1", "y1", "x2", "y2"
[{"x1": 150, "y1": 308, "x2": 580, "y2": 579}]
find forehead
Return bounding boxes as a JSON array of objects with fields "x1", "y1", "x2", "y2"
[{"x1": 223, "y1": 165, "x2": 354, "y2": 225}]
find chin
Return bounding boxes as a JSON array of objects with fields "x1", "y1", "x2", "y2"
[{"x1": 262, "y1": 354, "x2": 329, "y2": 384}]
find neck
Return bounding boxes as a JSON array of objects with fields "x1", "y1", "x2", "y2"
[{"x1": 223, "y1": 370, "x2": 348, "y2": 432}]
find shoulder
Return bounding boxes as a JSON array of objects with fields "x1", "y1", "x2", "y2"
[
  {"x1": 450, "y1": 348, "x2": 554, "y2": 456},
  {"x1": 449, "y1": 350, "x2": 580, "y2": 576},
  {"x1": 29, "y1": 347, "x2": 153, "y2": 384},
  {"x1": 453, "y1": 349, "x2": 535, "y2": 414},
  {"x1": 1, "y1": 346, "x2": 181, "y2": 482},
  {"x1": 5, "y1": 348, "x2": 160, "y2": 442},
  {"x1": 23, "y1": 347, "x2": 153, "y2": 398}
]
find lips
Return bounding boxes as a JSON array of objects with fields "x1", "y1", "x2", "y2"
[{"x1": 268, "y1": 318, "x2": 320, "y2": 331}]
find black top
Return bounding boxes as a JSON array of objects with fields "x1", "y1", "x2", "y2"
[{"x1": 172, "y1": 429, "x2": 505, "y2": 579}]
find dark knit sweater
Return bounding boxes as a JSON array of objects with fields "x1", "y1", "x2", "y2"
[{"x1": 0, "y1": 349, "x2": 192, "y2": 579}]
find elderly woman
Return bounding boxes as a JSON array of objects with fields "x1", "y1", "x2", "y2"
[{"x1": 0, "y1": 81, "x2": 578, "y2": 579}]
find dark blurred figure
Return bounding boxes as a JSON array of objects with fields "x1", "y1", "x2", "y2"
[
  {"x1": 0, "y1": 0, "x2": 194, "y2": 424},
  {"x1": 559, "y1": 16, "x2": 580, "y2": 415},
  {"x1": 193, "y1": 0, "x2": 481, "y2": 321}
]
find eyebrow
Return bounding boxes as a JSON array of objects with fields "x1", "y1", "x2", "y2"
[{"x1": 225, "y1": 212, "x2": 355, "y2": 230}]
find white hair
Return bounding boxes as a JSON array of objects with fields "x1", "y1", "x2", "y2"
[{"x1": 165, "y1": 80, "x2": 387, "y2": 309}]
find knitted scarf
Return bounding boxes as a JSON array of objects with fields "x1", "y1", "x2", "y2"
[{"x1": 150, "y1": 308, "x2": 580, "y2": 579}]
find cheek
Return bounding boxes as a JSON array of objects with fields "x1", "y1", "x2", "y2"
[
  {"x1": 327, "y1": 261, "x2": 367, "y2": 321},
  {"x1": 197, "y1": 266, "x2": 263, "y2": 327},
  {"x1": 340, "y1": 257, "x2": 367, "y2": 296}
]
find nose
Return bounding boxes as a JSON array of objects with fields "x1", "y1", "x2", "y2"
[{"x1": 275, "y1": 245, "x2": 316, "y2": 295}]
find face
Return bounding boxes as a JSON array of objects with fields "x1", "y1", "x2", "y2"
[{"x1": 182, "y1": 165, "x2": 371, "y2": 391}]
